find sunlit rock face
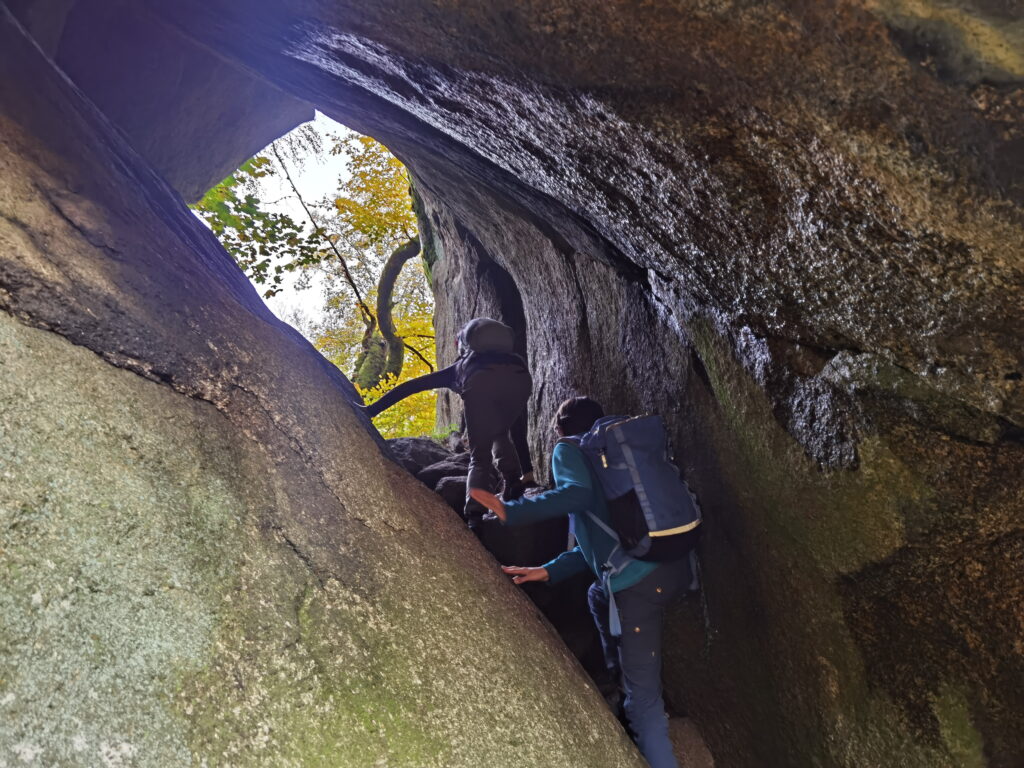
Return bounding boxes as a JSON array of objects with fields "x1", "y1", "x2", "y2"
[
  {"x1": 0, "y1": 10, "x2": 648, "y2": 767},
  {"x1": 4, "y1": 0, "x2": 1022, "y2": 765}
]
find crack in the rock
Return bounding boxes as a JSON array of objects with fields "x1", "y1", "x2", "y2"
[
  {"x1": 0, "y1": 305, "x2": 388, "y2": 550},
  {"x1": 43, "y1": 194, "x2": 124, "y2": 258},
  {"x1": 271, "y1": 523, "x2": 326, "y2": 588},
  {"x1": 0, "y1": 210, "x2": 82, "y2": 289}
]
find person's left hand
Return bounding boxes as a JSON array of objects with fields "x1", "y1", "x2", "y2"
[{"x1": 469, "y1": 488, "x2": 506, "y2": 522}]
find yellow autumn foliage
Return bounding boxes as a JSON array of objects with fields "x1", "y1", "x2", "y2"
[
  {"x1": 317, "y1": 260, "x2": 438, "y2": 438},
  {"x1": 314, "y1": 134, "x2": 438, "y2": 439},
  {"x1": 199, "y1": 127, "x2": 438, "y2": 439}
]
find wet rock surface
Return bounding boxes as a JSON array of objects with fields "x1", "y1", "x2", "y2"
[
  {"x1": 4, "y1": 0, "x2": 1023, "y2": 765},
  {"x1": 145, "y1": 0, "x2": 1023, "y2": 438}
]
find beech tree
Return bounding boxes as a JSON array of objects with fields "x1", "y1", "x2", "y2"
[
  {"x1": 325, "y1": 134, "x2": 430, "y2": 388},
  {"x1": 192, "y1": 127, "x2": 437, "y2": 438},
  {"x1": 190, "y1": 155, "x2": 321, "y2": 296}
]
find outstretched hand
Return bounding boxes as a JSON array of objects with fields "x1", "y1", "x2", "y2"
[
  {"x1": 501, "y1": 565, "x2": 549, "y2": 585},
  {"x1": 469, "y1": 488, "x2": 506, "y2": 522}
]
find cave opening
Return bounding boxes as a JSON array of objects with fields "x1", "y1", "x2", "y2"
[
  {"x1": 189, "y1": 112, "x2": 442, "y2": 440},
  {"x1": 2, "y1": 1, "x2": 1022, "y2": 766},
  {"x1": 188, "y1": 113, "x2": 659, "y2": 751}
]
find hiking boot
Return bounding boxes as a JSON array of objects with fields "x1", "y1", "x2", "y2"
[{"x1": 501, "y1": 479, "x2": 525, "y2": 502}]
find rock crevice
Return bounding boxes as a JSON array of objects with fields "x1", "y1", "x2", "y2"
[{"x1": 0, "y1": 8, "x2": 649, "y2": 767}]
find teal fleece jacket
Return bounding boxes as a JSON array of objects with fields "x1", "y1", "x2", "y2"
[{"x1": 503, "y1": 442, "x2": 657, "y2": 591}]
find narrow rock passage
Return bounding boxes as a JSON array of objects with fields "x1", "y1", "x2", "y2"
[
  {"x1": 388, "y1": 435, "x2": 718, "y2": 767},
  {"x1": 2, "y1": 0, "x2": 1022, "y2": 765},
  {"x1": 0, "y1": 10, "x2": 650, "y2": 767}
]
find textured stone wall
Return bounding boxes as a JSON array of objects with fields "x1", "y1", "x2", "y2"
[
  {"x1": 0, "y1": 8, "x2": 647, "y2": 766},
  {"x1": 3, "y1": 0, "x2": 1022, "y2": 765},
  {"x1": 139, "y1": 1, "x2": 1021, "y2": 764},
  {"x1": 9, "y1": 0, "x2": 314, "y2": 202},
  {"x1": 417, "y1": 177, "x2": 1024, "y2": 768}
]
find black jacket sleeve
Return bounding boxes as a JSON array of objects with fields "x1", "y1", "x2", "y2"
[{"x1": 364, "y1": 363, "x2": 458, "y2": 417}]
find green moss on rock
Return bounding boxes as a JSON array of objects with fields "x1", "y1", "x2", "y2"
[
  {"x1": 670, "y1": 318, "x2": 1002, "y2": 767},
  {"x1": 0, "y1": 311, "x2": 645, "y2": 767}
]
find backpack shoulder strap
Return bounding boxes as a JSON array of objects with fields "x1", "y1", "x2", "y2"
[
  {"x1": 582, "y1": 507, "x2": 620, "y2": 542},
  {"x1": 555, "y1": 437, "x2": 618, "y2": 538}
]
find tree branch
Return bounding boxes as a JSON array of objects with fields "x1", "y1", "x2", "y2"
[
  {"x1": 377, "y1": 237, "x2": 433, "y2": 375},
  {"x1": 270, "y1": 142, "x2": 375, "y2": 328},
  {"x1": 403, "y1": 341, "x2": 434, "y2": 372},
  {"x1": 271, "y1": 143, "x2": 434, "y2": 379}
]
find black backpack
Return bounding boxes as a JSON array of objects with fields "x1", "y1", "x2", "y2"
[{"x1": 455, "y1": 319, "x2": 524, "y2": 389}]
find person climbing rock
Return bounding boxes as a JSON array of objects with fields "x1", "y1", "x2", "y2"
[
  {"x1": 457, "y1": 408, "x2": 537, "y2": 486},
  {"x1": 362, "y1": 317, "x2": 532, "y2": 529},
  {"x1": 470, "y1": 396, "x2": 685, "y2": 768}
]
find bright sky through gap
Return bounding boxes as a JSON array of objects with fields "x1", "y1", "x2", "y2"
[{"x1": 235, "y1": 111, "x2": 355, "y2": 338}]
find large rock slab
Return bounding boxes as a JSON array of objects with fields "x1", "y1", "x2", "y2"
[
  {"x1": 4, "y1": 0, "x2": 75, "y2": 55},
  {"x1": 149, "y1": 0, "x2": 1023, "y2": 433},
  {"x1": 5, "y1": 0, "x2": 1022, "y2": 764},
  {"x1": 134, "y1": 1, "x2": 1023, "y2": 765},
  {"x1": 0, "y1": 10, "x2": 645, "y2": 767}
]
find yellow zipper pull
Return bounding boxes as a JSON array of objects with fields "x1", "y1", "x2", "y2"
[{"x1": 601, "y1": 453, "x2": 608, "y2": 468}]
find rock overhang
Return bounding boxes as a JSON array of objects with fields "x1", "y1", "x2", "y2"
[{"x1": 2, "y1": 1, "x2": 1023, "y2": 765}]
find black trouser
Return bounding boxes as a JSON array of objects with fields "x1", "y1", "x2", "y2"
[
  {"x1": 588, "y1": 559, "x2": 688, "y2": 768},
  {"x1": 461, "y1": 364, "x2": 532, "y2": 517},
  {"x1": 510, "y1": 410, "x2": 534, "y2": 475}
]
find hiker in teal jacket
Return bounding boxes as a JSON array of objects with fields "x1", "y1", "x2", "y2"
[
  {"x1": 471, "y1": 397, "x2": 686, "y2": 768},
  {"x1": 495, "y1": 437, "x2": 659, "y2": 590}
]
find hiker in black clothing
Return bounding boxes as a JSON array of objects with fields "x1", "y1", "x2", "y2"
[
  {"x1": 511, "y1": 410, "x2": 536, "y2": 486},
  {"x1": 362, "y1": 318, "x2": 533, "y2": 527},
  {"x1": 457, "y1": 409, "x2": 536, "y2": 486}
]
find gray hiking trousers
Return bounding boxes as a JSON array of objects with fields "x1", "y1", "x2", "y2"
[
  {"x1": 589, "y1": 558, "x2": 689, "y2": 768},
  {"x1": 461, "y1": 364, "x2": 532, "y2": 516}
]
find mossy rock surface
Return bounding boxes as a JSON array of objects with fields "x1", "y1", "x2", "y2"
[
  {"x1": 0, "y1": 13, "x2": 645, "y2": 765},
  {"x1": 0, "y1": 290, "x2": 642, "y2": 768}
]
